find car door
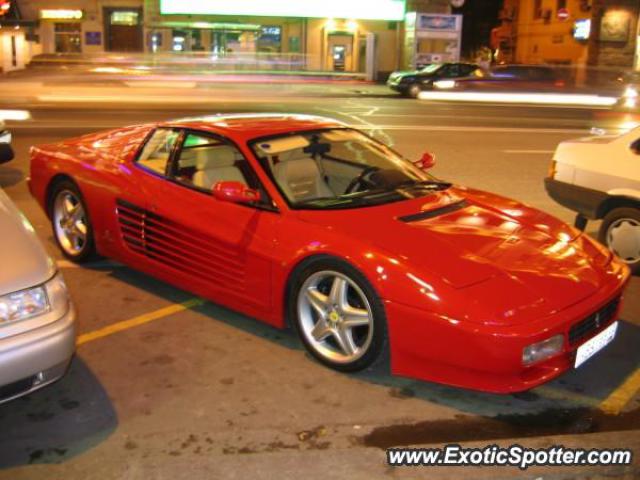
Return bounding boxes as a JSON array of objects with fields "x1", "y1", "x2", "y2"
[{"x1": 119, "y1": 128, "x2": 279, "y2": 316}]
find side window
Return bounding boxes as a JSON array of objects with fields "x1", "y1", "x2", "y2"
[
  {"x1": 137, "y1": 128, "x2": 179, "y2": 175},
  {"x1": 173, "y1": 132, "x2": 252, "y2": 192},
  {"x1": 443, "y1": 65, "x2": 461, "y2": 78}
]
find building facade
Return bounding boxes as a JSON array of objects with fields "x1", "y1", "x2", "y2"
[
  {"x1": 498, "y1": 0, "x2": 639, "y2": 69},
  {"x1": 1, "y1": 0, "x2": 464, "y2": 77}
]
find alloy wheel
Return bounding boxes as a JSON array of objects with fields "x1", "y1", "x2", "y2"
[
  {"x1": 297, "y1": 270, "x2": 374, "y2": 364},
  {"x1": 53, "y1": 190, "x2": 88, "y2": 256}
]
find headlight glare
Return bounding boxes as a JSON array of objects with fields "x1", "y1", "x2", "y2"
[
  {"x1": 0, "y1": 273, "x2": 69, "y2": 327},
  {"x1": 522, "y1": 334, "x2": 564, "y2": 366},
  {"x1": 0, "y1": 286, "x2": 50, "y2": 325}
]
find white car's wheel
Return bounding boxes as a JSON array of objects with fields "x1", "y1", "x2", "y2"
[{"x1": 599, "y1": 207, "x2": 640, "y2": 274}]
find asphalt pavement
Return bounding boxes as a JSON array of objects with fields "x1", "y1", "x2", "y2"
[{"x1": 0, "y1": 74, "x2": 639, "y2": 479}]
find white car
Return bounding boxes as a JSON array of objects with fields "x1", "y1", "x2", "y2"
[
  {"x1": 545, "y1": 126, "x2": 640, "y2": 274},
  {"x1": 0, "y1": 128, "x2": 76, "y2": 403}
]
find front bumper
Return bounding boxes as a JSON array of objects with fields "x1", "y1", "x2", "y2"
[
  {"x1": 544, "y1": 177, "x2": 609, "y2": 220},
  {"x1": 387, "y1": 82, "x2": 407, "y2": 93},
  {"x1": 0, "y1": 304, "x2": 76, "y2": 404},
  {"x1": 386, "y1": 260, "x2": 630, "y2": 393}
]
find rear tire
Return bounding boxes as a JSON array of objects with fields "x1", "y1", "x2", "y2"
[
  {"x1": 598, "y1": 207, "x2": 640, "y2": 275},
  {"x1": 49, "y1": 180, "x2": 97, "y2": 263},
  {"x1": 289, "y1": 257, "x2": 388, "y2": 372}
]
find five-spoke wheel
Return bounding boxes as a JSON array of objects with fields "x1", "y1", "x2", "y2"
[
  {"x1": 291, "y1": 259, "x2": 387, "y2": 372},
  {"x1": 50, "y1": 180, "x2": 96, "y2": 262}
]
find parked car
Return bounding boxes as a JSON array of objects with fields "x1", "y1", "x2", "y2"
[
  {"x1": 0, "y1": 133, "x2": 75, "y2": 404},
  {"x1": 545, "y1": 126, "x2": 640, "y2": 274},
  {"x1": 387, "y1": 62, "x2": 482, "y2": 98},
  {"x1": 29, "y1": 114, "x2": 629, "y2": 393}
]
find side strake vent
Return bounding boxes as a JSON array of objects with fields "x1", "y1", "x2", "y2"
[
  {"x1": 399, "y1": 200, "x2": 469, "y2": 223},
  {"x1": 115, "y1": 199, "x2": 245, "y2": 289}
]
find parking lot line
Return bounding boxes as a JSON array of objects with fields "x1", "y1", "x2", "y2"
[
  {"x1": 599, "y1": 368, "x2": 640, "y2": 415},
  {"x1": 76, "y1": 297, "x2": 205, "y2": 346}
]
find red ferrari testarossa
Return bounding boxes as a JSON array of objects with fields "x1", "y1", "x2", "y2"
[{"x1": 29, "y1": 114, "x2": 630, "y2": 393}]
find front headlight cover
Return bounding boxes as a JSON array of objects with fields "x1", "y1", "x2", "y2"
[
  {"x1": 0, "y1": 273, "x2": 69, "y2": 327},
  {"x1": 522, "y1": 334, "x2": 564, "y2": 366}
]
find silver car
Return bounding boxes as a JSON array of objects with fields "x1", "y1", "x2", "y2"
[{"x1": 0, "y1": 130, "x2": 75, "y2": 404}]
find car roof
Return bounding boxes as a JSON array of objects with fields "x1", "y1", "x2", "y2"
[{"x1": 159, "y1": 113, "x2": 347, "y2": 142}]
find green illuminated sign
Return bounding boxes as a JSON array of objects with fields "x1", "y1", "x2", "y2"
[{"x1": 159, "y1": 0, "x2": 406, "y2": 21}]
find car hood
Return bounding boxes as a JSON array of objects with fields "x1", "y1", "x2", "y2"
[
  {"x1": 296, "y1": 187, "x2": 611, "y2": 323},
  {"x1": 0, "y1": 189, "x2": 55, "y2": 295}
]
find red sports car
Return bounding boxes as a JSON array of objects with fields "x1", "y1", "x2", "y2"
[{"x1": 29, "y1": 114, "x2": 630, "y2": 393}]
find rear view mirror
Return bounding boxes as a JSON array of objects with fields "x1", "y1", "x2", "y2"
[
  {"x1": 0, "y1": 143, "x2": 14, "y2": 164},
  {"x1": 631, "y1": 138, "x2": 640, "y2": 155},
  {"x1": 212, "y1": 181, "x2": 259, "y2": 205},
  {"x1": 414, "y1": 152, "x2": 436, "y2": 170}
]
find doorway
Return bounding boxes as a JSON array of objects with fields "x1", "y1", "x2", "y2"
[
  {"x1": 104, "y1": 7, "x2": 143, "y2": 52},
  {"x1": 326, "y1": 34, "x2": 353, "y2": 71}
]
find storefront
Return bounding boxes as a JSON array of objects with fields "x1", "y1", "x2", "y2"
[
  {"x1": 145, "y1": 0, "x2": 407, "y2": 77},
  {"x1": 0, "y1": 2, "x2": 38, "y2": 72},
  {"x1": 18, "y1": 3, "x2": 145, "y2": 55}
]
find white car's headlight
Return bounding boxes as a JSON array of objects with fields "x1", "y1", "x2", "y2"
[
  {"x1": 0, "y1": 273, "x2": 69, "y2": 326},
  {"x1": 0, "y1": 130, "x2": 11, "y2": 144},
  {"x1": 624, "y1": 86, "x2": 638, "y2": 98}
]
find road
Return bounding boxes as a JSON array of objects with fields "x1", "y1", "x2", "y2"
[{"x1": 0, "y1": 78, "x2": 639, "y2": 479}]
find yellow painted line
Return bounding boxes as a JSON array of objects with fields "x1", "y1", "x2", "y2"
[
  {"x1": 77, "y1": 298, "x2": 205, "y2": 346},
  {"x1": 536, "y1": 386, "x2": 600, "y2": 407},
  {"x1": 599, "y1": 368, "x2": 640, "y2": 415}
]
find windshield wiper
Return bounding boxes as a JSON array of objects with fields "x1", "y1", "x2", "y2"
[{"x1": 392, "y1": 179, "x2": 452, "y2": 190}]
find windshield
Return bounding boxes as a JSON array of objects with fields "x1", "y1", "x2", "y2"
[
  {"x1": 420, "y1": 64, "x2": 442, "y2": 74},
  {"x1": 251, "y1": 128, "x2": 449, "y2": 210}
]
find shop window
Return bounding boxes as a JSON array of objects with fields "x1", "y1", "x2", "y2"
[
  {"x1": 54, "y1": 23, "x2": 82, "y2": 53},
  {"x1": 258, "y1": 26, "x2": 282, "y2": 53},
  {"x1": 533, "y1": 0, "x2": 543, "y2": 19},
  {"x1": 110, "y1": 11, "x2": 139, "y2": 26}
]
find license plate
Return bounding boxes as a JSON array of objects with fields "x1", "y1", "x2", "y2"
[{"x1": 575, "y1": 321, "x2": 618, "y2": 368}]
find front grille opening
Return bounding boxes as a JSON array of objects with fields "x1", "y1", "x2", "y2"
[
  {"x1": 0, "y1": 376, "x2": 35, "y2": 402},
  {"x1": 568, "y1": 297, "x2": 620, "y2": 346}
]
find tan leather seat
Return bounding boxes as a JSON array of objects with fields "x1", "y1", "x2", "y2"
[
  {"x1": 273, "y1": 156, "x2": 334, "y2": 202},
  {"x1": 192, "y1": 147, "x2": 246, "y2": 190}
]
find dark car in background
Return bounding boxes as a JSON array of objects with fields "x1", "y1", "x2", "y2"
[
  {"x1": 446, "y1": 64, "x2": 567, "y2": 92},
  {"x1": 387, "y1": 62, "x2": 482, "y2": 98},
  {"x1": 446, "y1": 64, "x2": 567, "y2": 93}
]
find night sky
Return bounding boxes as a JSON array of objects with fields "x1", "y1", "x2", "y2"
[{"x1": 453, "y1": 0, "x2": 503, "y2": 59}]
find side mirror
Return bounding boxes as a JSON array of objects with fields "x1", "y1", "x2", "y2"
[
  {"x1": 0, "y1": 142, "x2": 14, "y2": 165},
  {"x1": 212, "y1": 181, "x2": 259, "y2": 205},
  {"x1": 631, "y1": 138, "x2": 640, "y2": 155},
  {"x1": 414, "y1": 152, "x2": 436, "y2": 171}
]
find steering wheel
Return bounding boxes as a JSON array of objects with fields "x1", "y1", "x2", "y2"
[{"x1": 344, "y1": 167, "x2": 379, "y2": 194}]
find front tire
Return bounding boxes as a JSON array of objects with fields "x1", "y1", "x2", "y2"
[
  {"x1": 289, "y1": 258, "x2": 388, "y2": 372},
  {"x1": 407, "y1": 84, "x2": 422, "y2": 99},
  {"x1": 49, "y1": 180, "x2": 97, "y2": 263},
  {"x1": 598, "y1": 207, "x2": 640, "y2": 274}
]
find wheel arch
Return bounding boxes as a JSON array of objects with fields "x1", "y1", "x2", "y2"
[
  {"x1": 282, "y1": 253, "x2": 378, "y2": 329},
  {"x1": 45, "y1": 174, "x2": 80, "y2": 218},
  {"x1": 597, "y1": 195, "x2": 640, "y2": 219}
]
